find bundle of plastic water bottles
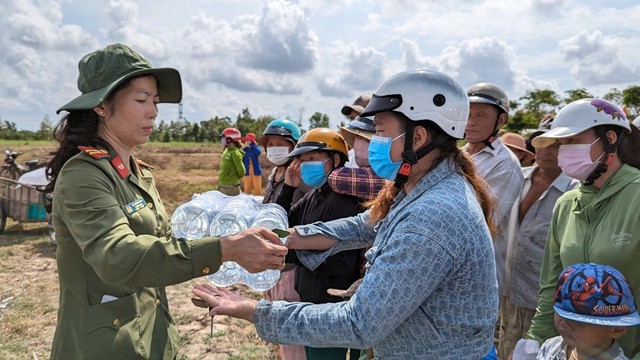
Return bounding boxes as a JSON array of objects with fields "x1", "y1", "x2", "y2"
[{"x1": 171, "y1": 191, "x2": 288, "y2": 291}]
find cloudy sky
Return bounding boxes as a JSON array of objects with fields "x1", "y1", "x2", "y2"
[{"x1": 2, "y1": 0, "x2": 639, "y2": 131}]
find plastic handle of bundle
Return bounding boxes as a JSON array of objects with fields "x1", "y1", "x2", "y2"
[{"x1": 511, "y1": 339, "x2": 539, "y2": 360}]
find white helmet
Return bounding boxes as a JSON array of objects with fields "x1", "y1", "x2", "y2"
[
  {"x1": 360, "y1": 69, "x2": 469, "y2": 139},
  {"x1": 531, "y1": 98, "x2": 630, "y2": 149}
]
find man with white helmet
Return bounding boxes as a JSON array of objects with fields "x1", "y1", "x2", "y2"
[
  {"x1": 463, "y1": 82, "x2": 524, "y2": 301},
  {"x1": 192, "y1": 70, "x2": 499, "y2": 359},
  {"x1": 513, "y1": 98, "x2": 640, "y2": 359}
]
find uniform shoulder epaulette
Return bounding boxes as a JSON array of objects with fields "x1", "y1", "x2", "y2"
[
  {"x1": 136, "y1": 158, "x2": 154, "y2": 169},
  {"x1": 78, "y1": 146, "x2": 110, "y2": 159}
]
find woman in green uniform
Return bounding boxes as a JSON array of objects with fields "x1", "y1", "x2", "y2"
[{"x1": 44, "y1": 43, "x2": 287, "y2": 360}]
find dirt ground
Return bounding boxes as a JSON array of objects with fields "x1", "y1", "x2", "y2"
[{"x1": 0, "y1": 143, "x2": 278, "y2": 360}]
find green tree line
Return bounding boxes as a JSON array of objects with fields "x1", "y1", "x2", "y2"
[{"x1": 3, "y1": 86, "x2": 640, "y2": 141}]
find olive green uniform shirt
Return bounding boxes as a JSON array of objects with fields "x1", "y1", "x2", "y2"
[{"x1": 51, "y1": 146, "x2": 222, "y2": 360}]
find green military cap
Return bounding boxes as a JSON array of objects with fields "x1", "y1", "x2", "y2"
[{"x1": 57, "y1": 43, "x2": 182, "y2": 114}]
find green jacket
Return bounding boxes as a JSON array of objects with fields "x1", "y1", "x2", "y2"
[
  {"x1": 527, "y1": 164, "x2": 640, "y2": 358},
  {"x1": 218, "y1": 146, "x2": 245, "y2": 186},
  {"x1": 51, "y1": 146, "x2": 222, "y2": 360}
]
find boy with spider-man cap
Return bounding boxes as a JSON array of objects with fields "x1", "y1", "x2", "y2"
[{"x1": 537, "y1": 263, "x2": 640, "y2": 360}]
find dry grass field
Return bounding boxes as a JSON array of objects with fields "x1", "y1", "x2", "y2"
[{"x1": 0, "y1": 141, "x2": 278, "y2": 360}]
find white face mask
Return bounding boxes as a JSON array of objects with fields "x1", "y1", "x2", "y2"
[
  {"x1": 557, "y1": 138, "x2": 605, "y2": 181},
  {"x1": 266, "y1": 146, "x2": 290, "y2": 166}
]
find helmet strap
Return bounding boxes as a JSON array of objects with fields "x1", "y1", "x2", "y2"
[
  {"x1": 583, "y1": 127, "x2": 618, "y2": 185},
  {"x1": 393, "y1": 122, "x2": 451, "y2": 188},
  {"x1": 482, "y1": 112, "x2": 503, "y2": 150}
]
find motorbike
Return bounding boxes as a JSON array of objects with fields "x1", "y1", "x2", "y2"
[{"x1": 0, "y1": 150, "x2": 46, "y2": 180}]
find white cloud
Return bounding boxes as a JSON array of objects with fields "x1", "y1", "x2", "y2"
[
  {"x1": 2, "y1": 0, "x2": 640, "y2": 130},
  {"x1": 560, "y1": 30, "x2": 639, "y2": 86},
  {"x1": 243, "y1": 0, "x2": 319, "y2": 73},
  {"x1": 316, "y1": 42, "x2": 388, "y2": 98}
]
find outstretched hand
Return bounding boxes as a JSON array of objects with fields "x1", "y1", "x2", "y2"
[
  {"x1": 220, "y1": 227, "x2": 288, "y2": 272},
  {"x1": 192, "y1": 284, "x2": 257, "y2": 322}
]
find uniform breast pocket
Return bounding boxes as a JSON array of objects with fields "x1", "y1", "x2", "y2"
[
  {"x1": 83, "y1": 293, "x2": 145, "y2": 359},
  {"x1": 125, "y1": 204, "x2": 157, "y2": 234}
]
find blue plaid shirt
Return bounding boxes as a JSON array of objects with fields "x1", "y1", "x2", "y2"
[{"x1": 253, "y1": 158, "x2": 498, "y2": 359}]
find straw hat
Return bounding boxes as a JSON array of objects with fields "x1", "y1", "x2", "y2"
[{"x1": 501, "y1": 132, "x2": 535, "y2": 165}]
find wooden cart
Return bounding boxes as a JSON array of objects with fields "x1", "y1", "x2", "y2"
[{"x1": 0, "y1": 176, "x2": 52, "y2": 235}]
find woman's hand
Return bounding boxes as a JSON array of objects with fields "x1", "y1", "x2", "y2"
[
  {"x1": 284, "y1": 158, "x2": 301, "y2": 188},
  {"x1": 192, "y1": 284, "x2": 257, "y2": 322},
  {"x1": 220, "y1": 227, "x2": 288, "y2": 272}
]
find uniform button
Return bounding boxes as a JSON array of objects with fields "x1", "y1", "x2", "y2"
[
  {"x1": 113, "y1": 319, "x2": 120, "y2": 327},
  {"x1": 202, "y1": 267, "x2": 211, "y2": 275},
  {"x1": 155, "y1": 226, "x2": 162, "y2": 233},
  {"x1": 155, "y1": 299, "x2": 161, "y2": 306},
  {"x1": 147, "y1": 203, "x2": 154, "y2": 209}
]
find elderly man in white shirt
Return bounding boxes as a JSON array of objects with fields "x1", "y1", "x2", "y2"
[{"x1": 463, "y1": 82, "x2": 524, "y2": 299}]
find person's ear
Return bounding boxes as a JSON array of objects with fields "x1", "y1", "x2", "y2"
[
  {"x1": 412, "y1": 126, "x2": 430, "y2": 150},
  {"x1": 605, "y1": 130, "x2": 618, "y2": 145},
  {"x1": 611, "y1": 326, "x2": 628, "y2": 339},
  {"x1": 93, "y1": 105, "x2": 107, "y2": 118},
  {"x1": 332, "y1": 153, "x2": 341, "y2": 168},
  {"x1": 497, "y1": 112, "x2": 508, "y2": 129}
]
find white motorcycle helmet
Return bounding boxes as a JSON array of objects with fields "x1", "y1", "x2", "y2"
[
  {"x1": 531, "y1": 98, "x2": 630, "y2": 149},
  {"x1": 360, "y1": 69, "x2": 469, "y2": 139}
]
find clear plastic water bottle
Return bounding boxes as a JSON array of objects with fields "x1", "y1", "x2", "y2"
[
  {"x1": 171, "y1": 191, "x2": 229, "y2": 240},
  {"x1": 170, "y1": 200, "x2": 212, "y2": 240},
  {"x1": 207, "y1": 209, "x2": 249, "y2": 287},
  {"x1": 242, "y1": 270, "x2": 282, "y2": 291},
  {"x1": 241, "y1": 204, "x2": 288, "y2": 290},
  {"x1": 171, "y1": 192, "x2": 288, "y2": 290}
]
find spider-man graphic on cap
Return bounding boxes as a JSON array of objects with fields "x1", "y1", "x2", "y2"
[{"x1": 562, "y1": 274, "x2": 624, "y2": 315}]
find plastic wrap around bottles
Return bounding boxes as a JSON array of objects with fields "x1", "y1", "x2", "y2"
[
  {"x1": 170, "y1": 191, "x2": 288, "y2": 290},
  {"x1": 171, "y1": 192, "x2": 228, "y2": 240}
]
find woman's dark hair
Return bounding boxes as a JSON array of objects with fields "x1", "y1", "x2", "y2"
[
  {"x1": 584, "y1": 124, "x2": 640, "y2": 185},
  {"x1": 365, "y1": 114, "x2": 496, "y2": 236},
  {"x1": 609, "y1": 124, "x2": 640, "y2": 169},
  {"x1": 44, "y1": 75, "x2": 143, "y2": 193}
]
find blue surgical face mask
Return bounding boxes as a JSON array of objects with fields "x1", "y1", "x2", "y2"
[
  {"x1": 368, "y1": 133, "x2": 405, "y2": 180},
  {"x1": 300, "y1": 158, "x2": 330, "y2": 188}
]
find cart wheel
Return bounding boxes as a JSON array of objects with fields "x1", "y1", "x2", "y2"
[{"x1": 0, "y1": 200, "x2": 6, "y2": 234}]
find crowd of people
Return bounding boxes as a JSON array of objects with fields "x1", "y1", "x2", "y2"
[{"x1": 46, "y1": 42, "x2": 640, "y2": 360}]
